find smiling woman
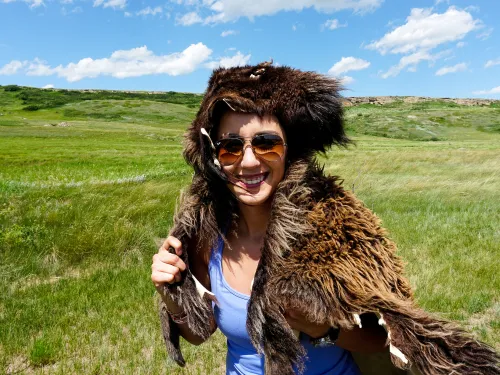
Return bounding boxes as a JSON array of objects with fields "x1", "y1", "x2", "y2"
[{"x1": 151, "y1": 62, "x2": 499, "y2": 375}]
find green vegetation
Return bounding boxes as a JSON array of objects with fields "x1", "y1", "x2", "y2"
[
  {"x1": 0, "y1": 85, "x2": 203, "y2": 111},
  {"x1": 1, "y1": 86, "x2": 499, "y2": 374}
]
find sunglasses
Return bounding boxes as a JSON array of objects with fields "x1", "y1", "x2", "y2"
[{"x1": 215, "y1": 133, "x2": 287, "y2": 166}]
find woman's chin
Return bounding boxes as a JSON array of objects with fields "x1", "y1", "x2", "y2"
[{"x1": 232, "y1": 184, "x2": 273, "y2": 206}]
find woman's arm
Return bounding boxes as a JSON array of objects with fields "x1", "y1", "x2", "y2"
[
  {"x1": 335, "y1": 313, "x2": 387, "y2": 353},
  {"x1": 285, "y1": 310, "x2": 386, "y2": 353},
  {"x1": 152, "y1": 236, "x2": 217, "y2": 346}
]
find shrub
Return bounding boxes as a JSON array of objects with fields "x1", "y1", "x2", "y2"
[
  {"x1": 23, "y1": 105, "x2": 41, "y2": 111},
  {"x1": 4, "y1": 85, "x2": 21, "y2": 92}
]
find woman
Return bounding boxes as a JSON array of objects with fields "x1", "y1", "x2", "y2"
[{"x1": 152, "y1": 63, "x2": 499, "y2": 375}]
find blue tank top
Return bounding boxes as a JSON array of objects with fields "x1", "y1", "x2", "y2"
[{"x1": 208, "y1": 236, "x2": 361, "y2": 375}]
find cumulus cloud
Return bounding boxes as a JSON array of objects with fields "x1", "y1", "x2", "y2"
[
  {"x1": 435, "y1": 62, "x2": 467, "y2": 76},
  {"x1": 321, "y1": 19, "x2": 347, "y2": 30},
  {"x1": 472, "y1": 86, "x2": 500, "y2": 95},
  {"x1": 198, "y1": 0, "x2": 382, "y2": 24},
  {"x1": 485, "y1": 58, "x2": 500, "y2": 68},
  {"x1": 93, "y1": 0, "x2": 126, "y2": 10},
  {"x1": 221, "y1": 29, "x2": 238, "y2": 37},
  {"x1": 205, "y1": 51, "x2": 251, "y2": 70},
  {"x1": 380, "y1": 49, "x2": 451, "y2": 79},
  {"x1": 0, "y1": 60, "x2": 27, "y2": 75},
  {"x1": 367, "y1": 7, "x2": 480, "y2": 55},
  {"x1": 176, "y1": 11, "x2": 202, "y2": 25},
  {"x1": 137, "y1": 6, "x2": 163, "y2": 16},
  {"x1": 370, "y1": 7, "x2": 481, "y2": 79},
  {"x1": 42, "y1": 84, "x2": 54, "y2": 89},
  {"x1": 1, "y1": 44, "x2": 212, "y2": 82},
  {"x1": 26, "y1": 58, "x2": 53, "y2": 76},
  {"x1": 327, "y1": 56, "x2": 370, "y2": 76}
]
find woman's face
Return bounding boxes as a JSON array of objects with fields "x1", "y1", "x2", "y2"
[{"x1": 216, "y1": 112, "x2": 286, "y2": 206}]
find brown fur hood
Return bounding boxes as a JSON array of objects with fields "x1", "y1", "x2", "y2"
[{"x1": 159, "y1": 63, "x2": 499, "y2": 375}]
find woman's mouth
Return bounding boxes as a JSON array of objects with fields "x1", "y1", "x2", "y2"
[{"x1": 237, "y1": 173, "x2": 268, "y2": 188}]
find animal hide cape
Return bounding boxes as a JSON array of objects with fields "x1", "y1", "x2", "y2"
[{"x1": 159, "y1": 63, "x2": 499, "y2": 375}]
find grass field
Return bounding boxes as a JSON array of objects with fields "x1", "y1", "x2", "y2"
[{"x1": 1, "y1": 86, "x2": 499, "y2": 374}]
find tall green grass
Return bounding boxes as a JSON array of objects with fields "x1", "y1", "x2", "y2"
[{"x1": 1, "y1": 87, "x2": 498, "y2": 373}]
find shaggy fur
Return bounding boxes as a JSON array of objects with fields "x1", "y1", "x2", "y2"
[{"x1": 159, "y1": 63, "x2": 500, "y2": 374}]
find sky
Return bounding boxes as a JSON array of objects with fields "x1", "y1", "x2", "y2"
[{"x1": 0, "y1": 0, "x2": 499, "y2": 98}]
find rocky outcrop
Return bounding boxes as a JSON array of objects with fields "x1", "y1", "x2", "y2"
[{"x1": 343, "y1": 96, "x2": 499, "y2": 107}]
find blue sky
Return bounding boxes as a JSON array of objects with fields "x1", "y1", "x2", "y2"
[{"x1": 0, "y1": 0, "x2": 499, "y2": 98}]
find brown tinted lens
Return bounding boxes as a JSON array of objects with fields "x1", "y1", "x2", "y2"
[
  {"x1": 252, "y1": 134, "x2": 285, "y2": 161},
  {"x1": 217, "y1": 138, "x2": 244, "y2": 166}
]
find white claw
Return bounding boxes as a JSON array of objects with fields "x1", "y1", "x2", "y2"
[{"x1": 353, "y1": 313, "x2": 362, "y2": 328}]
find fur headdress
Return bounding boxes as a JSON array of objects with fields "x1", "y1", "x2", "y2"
[
  {"x1": 183, "y1": 61, "x2": 349, "y2": 183},
  {"x1": 159, "y1": 63, "x2": 499, "y2": 375}
]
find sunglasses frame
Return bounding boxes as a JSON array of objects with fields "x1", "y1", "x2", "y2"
[{"x1": 214, "y1": 133, "x2": 287, "y2": 166}]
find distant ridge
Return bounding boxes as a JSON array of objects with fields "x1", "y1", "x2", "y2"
[
  {"x1": 343, "y1": 96, "x2": 498, "y2": 107},
  {"x1": 2, "y1": 85, "x2": 498, "y2": 107}
]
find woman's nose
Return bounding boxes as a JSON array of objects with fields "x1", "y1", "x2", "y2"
[{"x1": 240, "y1": 146, "x2": 260, "y2": 168}]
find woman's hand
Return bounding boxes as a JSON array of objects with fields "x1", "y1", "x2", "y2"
[
  {"x1": 284, "y1": 309, "x2": 330, "y2": 339},
  {"x1": 151, "y1": 236, "x2": 186, "y2": 294}
]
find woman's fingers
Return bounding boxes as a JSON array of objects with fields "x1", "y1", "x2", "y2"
[
  {"x1": 151, "y1": 269, "x2": 177, "y2": 286},
  {"x1": 151, "y1": 236, "x2": 186, "y2": 288},
  {"x1": 163, "y1": 236, "x2": 182, "y2": 256},
  {"x1": 155, "y1": 251, "x2": 186, "y2": 272}
]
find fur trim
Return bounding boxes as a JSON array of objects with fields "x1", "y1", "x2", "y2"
[
  {"x1": 183, "y1": 62, "x2": 349, "y2": 183},
  {"x1": 160, "y1": 160, "x2": 499, "y2": 374}
]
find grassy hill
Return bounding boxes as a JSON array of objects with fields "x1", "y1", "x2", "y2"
[{"x1": 1, "y1": 85, "x2": 499, "y2": 374}]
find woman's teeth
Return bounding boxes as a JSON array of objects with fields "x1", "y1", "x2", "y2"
[{"x1": 240, "y1": 174, "x2": 266, "y2": 185}]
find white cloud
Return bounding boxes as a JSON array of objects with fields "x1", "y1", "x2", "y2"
[
  {"x1": 380, "y1": 49, "x2": 451, "y2": 79},
  {"x1": 124, "y1": 11, "x2": 131, "y2": 16},
  {"x1": 137, "y1": 6, "x2": 163, "y2": 16},
  {"x1": 322, "y1": 19, "x2": 347, "y2": 30},
  {"x1": 61, "y1": 6, "x2": 82, "y2": 15},
  {"x1": 473, "y1": 86, "x2": 500, "y2": 95},
  {"x1": 367, "y1": 7, "x2": 480, "y2": 55},
  {"x1": 0, "y1": 60, "x2": 27, "y2": 75},
  {"x1": 1, "y1": 0, "x2": 44, "y2": 7},
  {"x1": 435, "y1": 62, "x2": 467, "y2": 76},
  {"x1": 485, "y1": 58, "x2": 500, "y2": 68},
  {"x1": 93, "y1": 0, "x2": 126, "y2": 10},
  {"x1": 339, "y1": 75, "x2": 354, "y2": 85},
  {"x1": 464, "y1": 5, "x2": 479, "y2": 13},
  {"x1": 456, "y1": 41, "x2": 466, "y2": 48},
  {"x1": 176, "y1": 11, "x2": 202, "y2": 25},
  {"x1": 199, "y1": 0, "x2": 382, "y2": 24},
  {"x1": 205, "y1": 51, "x2": 251, "y2": 70},
  {"x1": 3, "y1": 43, "x2": 212, "y2": 82},
  {"x1": 221, "y1": 29, "x2": 238, "y2": 37},
  {"x1": 327, "y1": 56, "x2": 370, "y2": 76},
  {"x1": 42, "y1": 84, "x2": 54, "y2": 89},
  {"x1": 26, "y1": 58, "x2": 53, "y2": 76},
  {"x1": 477, "y1": 27, "x2": 493, "y2": 40}
]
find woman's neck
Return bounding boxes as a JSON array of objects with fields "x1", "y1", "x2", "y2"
[{"x1": 236, "y1": 200, "x2": 272, "y2": 241}]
